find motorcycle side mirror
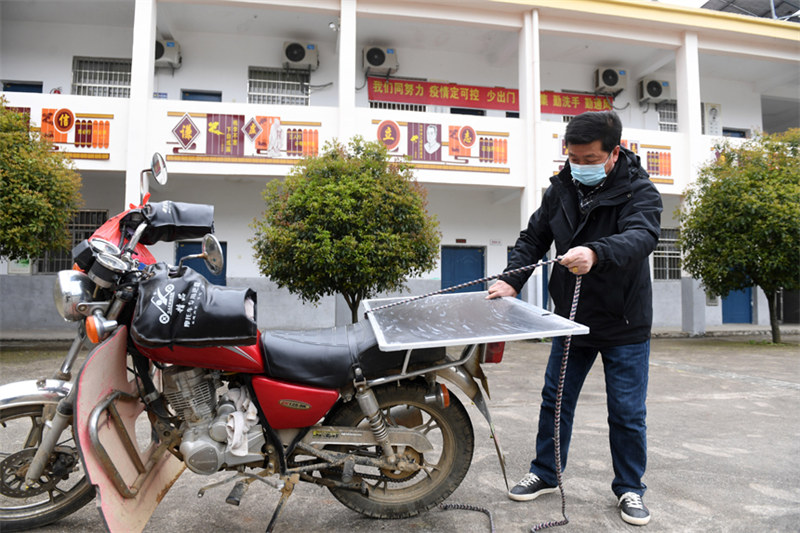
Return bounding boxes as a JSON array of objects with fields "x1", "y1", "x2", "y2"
[
  {"x1": 151, "y1": 153, "x2": 168, "y2": 185},
  {"x1": 139, "y1": 153, "x2": 168, "y2": 205},
  {"x1": 202, "y1": 234, "x2": 224, "y2": 276},
  {"x1": 177, "y1": 234, "x2": 224, "y2": 277}
]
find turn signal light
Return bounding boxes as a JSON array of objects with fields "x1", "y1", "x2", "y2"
[
  {"x1": 85, "y1": 314, "x2": 118, "y2": 344},
  {"x1": 439, "y1": 383, "x2": 450, "y2": 408},
  {"x1": 483, "y1": 342, "x2": 505, "y2": 364}
]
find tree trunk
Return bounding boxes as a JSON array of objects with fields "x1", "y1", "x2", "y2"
[
  {"x1": 765, "y1": 288, "x2": 782, "y2": 344},
  {"x1": 350, "y1": 300, "x2": 360, "y2": 324},
  {"x1": 343, "y1": 292, "x2": 361, "y2": 324}
]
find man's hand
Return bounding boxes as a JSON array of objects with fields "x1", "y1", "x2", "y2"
[
  {"x1": 559, "y1": 246, "x2": 597, "y2": 275},
  {"x1": 487, "y1": 280, "x2": 518, "y2": 299}
]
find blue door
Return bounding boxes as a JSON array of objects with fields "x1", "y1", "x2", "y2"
[
  {"x1": 176, "y1": 241, "x2": 227, "y2": 286},
  {"x1": 441, "y1": 246, "x2": 485, "y2": 293},
  {"x1": 722, "y1": 287, "x2": 752, "y2": 323}
]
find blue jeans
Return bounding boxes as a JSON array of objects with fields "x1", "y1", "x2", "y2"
[{"x1": 530, "y1": 337, "x2": 649, "y2": 497}]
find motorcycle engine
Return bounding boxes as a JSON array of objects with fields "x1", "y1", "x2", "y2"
[{"x1": 162, "y1": 366, "x2": 266, "y2": 475}]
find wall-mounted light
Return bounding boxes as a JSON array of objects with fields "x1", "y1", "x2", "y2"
[{"x1": 328, "y1": 20, "x2": 339, "y2": 32}]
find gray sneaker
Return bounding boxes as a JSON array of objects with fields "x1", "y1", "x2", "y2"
[
  {"x1": 618, "y1": 492, "x2": 651, "y2": 525},
  {"x1": 507, "y1": 473, "x2": 558, "y2": 502}
]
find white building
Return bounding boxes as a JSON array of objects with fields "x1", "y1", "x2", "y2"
[{"x1": 1, "y1": 0, "x2": 798, "y2": 335}]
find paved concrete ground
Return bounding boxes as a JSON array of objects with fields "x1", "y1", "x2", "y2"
[{"x1": 1, "y1": 332, "x2": 798, "y2": 532}]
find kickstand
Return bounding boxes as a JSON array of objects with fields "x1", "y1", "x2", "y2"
[{"x1": 265, "y1": 473, "x2": 299, "y2": 533}]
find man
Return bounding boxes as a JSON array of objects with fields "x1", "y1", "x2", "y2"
[{"x1": 487, "y1": 110, "x2": 662, "y2": 526}]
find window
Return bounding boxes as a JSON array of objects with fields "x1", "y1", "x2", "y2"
[
  {"x1": 369, "y1": 101, "x2": 427, "y2": 112},
  {"x1": 248, "y1": 67, "x2": 310, "y2": 106},
  {"x1": 2, "y1": 81, "x2": 43, "y2": 93},
  {"x1": 36, "y1": 210, "x2": 108, "y2": 274},
  {"x1": 450, "y1": 107, "x2": 485, "y2": 116},
  {"x1": 723, "y1": 128, "x2": 748, "y2": 138},
  {"x1": 653, "y1": 227, "x2": 681, "y2": 280},
  {"x1": 71, "y1": 57, "x2": 131, "y2": 98},
  {"x1": 656, "y1": 102, "x2": 678, "y2": 132},
  {"x1": 182, "y1": 90, "x2": 222, "y2": 102}
]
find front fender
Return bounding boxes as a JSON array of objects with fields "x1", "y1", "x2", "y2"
[{"x1": 0, "y1": 379, "x2": 71, "y2": 409}]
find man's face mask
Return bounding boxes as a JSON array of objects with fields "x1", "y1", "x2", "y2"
[{"x1": 571, "y1": 152, "x2": 612, "y2": 186}]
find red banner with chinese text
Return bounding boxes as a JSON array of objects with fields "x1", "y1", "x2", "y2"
[
  {"x1": 368, "y1": 78, "x2": 613, "y2": 116},
  {"x1": 541, "y1": 91, "x2": 613, "y2": 115},
  {"x1": 368, "y1": 77, "x2": 518, "y2": 112}
]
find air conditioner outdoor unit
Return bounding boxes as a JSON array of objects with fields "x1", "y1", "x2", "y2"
[
  {"x1": 362, "y1": 46, "x2": 398, "y2": 75},
  {"x1": 282, "y1": 42, "x2": 319, "y2": 71},
  {"x1": 155, "y1": 39, "x2": 181, "y2": 68},
  {"x1": 594, "y1": 67, "x2": 626, "y2": 94},
  {"x1": 638, "y1": 78, "x2": 671, "y2": 104}
]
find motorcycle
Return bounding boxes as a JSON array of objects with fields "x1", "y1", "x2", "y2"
[{"x1": 0, "y1": 155, "x2": 587, "y2": 532}]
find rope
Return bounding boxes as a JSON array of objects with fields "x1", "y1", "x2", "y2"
[
  {"x1": 365, "y1": 257, "x2": 563, "y2": 315},
  {"x1": 438, "y1": 502, "x2": 495, "y2": 533},
  {"x1": 530, "y1": 274, "x2": 582, "y2": 532},
  {"x1": 361, "y1": 257, "x2": 582, "y2": 532}
]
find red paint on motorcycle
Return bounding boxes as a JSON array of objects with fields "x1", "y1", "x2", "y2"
[
  {"x1": 135, "y1": 342, "x2": 265, "y2": 373},
  {"x1": 251, "y1": 376, "x2": 339, "y2": 429}
]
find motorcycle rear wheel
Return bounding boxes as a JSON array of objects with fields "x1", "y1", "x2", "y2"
[
  {"x1": 323, "y1": 381, "x2": 474, "y2": 519},
  {"x1": 0, "y1": 403, "x2": 95, "y2": 532}
]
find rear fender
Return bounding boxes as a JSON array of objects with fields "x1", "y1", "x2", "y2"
[{"x1": 434, "y1": 352, "x2": 509, "y2": 490}]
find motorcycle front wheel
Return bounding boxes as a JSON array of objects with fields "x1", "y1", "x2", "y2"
[
  {"x1": 323, "y1": 381, "x2": 474, "y2": 519},
  {"x1": 0, "y1": 403, "x2": 95, "y2": 531}
]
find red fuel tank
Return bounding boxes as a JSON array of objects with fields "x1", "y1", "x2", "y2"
[
  {"x1": 135, "y1": 342, "x2": 265, "y2": 373},
  {"x1": 251, "y1": 376, "x2": 339, "y2": 429}
]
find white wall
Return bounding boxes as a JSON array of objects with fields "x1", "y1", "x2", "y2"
[
  {"x1": 426, "y1": 185, "x2": 522, "y2": 281},
  {"x1": 153, "y1": 31, "x2": 340, "y2": 106},
  {"x1": 1, "y1": 19, "x2": 133, "y2": 93}
]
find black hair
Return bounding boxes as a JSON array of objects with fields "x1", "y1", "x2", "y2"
[{"x1": 564, "y1": 110, "x2": 622, "y2": 153}]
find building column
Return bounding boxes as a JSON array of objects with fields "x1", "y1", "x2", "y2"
[
  {"x1": 125, "y1": 0, "x2": 157, "y2": 209},
  {"x1": 675, "y1": 31, "x2": 705, "y2": 334},
  {"x1": 518, "y1": 9, "x2": 541, "y2": 305},
  {"x1": 338, "y1": 0, "x2": 357, "y2": 142},
  {"x1": 681, "y1": 277, "x2": 706, "y2": 336}
]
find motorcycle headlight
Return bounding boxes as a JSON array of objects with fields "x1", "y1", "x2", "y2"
[{"x1": 54, "y1": 270, "x2": 95, "y2": 321}]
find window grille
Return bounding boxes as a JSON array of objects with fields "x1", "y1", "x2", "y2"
[
  {"x1": 656, "y1": 101, "x2": 678, "y2": 132},
  {"x1": 248, "y1": 67, "x2": 310, "y2": 106},
  {"x1": 36, "y1": 210, "x2": 108, "y2": 274},
  {"x1": 369, "y1": 101, "x2": 427, "y2": 112},
  {"x1": 71, "y1": 57, "x2": 131, "y2": 98},
  {"x1": 653, "y1": 227, "x2": 681, "y2": 280}
]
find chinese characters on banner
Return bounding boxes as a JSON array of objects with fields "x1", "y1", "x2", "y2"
[
  {"x1": 377, "y1": 120, "x2": 508, "y2": 169},
  {"x1": 207, "y1": 114, "x2": 244, "y2": 157},
  {"x1": 541, "y1": 91, "x2": 613, "y2": 115},
  {"x1": 168, "y1": 113, "x2": 320, "y2": 161},
  {"x1": 25, "y1": 107, "x2": 114, "y2": 159},
  {"x1": 368, "y1": 78, "x2": 518, "y2": 112},
  {"x1": 408, "y1": 123, "x2": 442, "y2": 161},
  {"x1": 368, "y1": 78, "x2": 614, "y2": 116}
]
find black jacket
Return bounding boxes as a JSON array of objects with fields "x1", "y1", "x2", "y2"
[{"x1": 503, "y1": 147, "x2": 662, "y2": 347}]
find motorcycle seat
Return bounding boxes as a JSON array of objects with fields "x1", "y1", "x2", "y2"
[{"x1": 260, "y1": 321, "x2": 444, "y2": 389}]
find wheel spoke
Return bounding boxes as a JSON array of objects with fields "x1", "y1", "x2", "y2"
[{"x1": 0, "y1": 404, "x2": 95, "y2": 525}]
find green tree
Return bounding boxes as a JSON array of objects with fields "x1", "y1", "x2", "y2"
[
  {"x1": 1, "y1": 97, "x2": 82, "y2": 261},
  {"x1": 678, "y1": 129, "x2": 800, "y2": 343},
  {"x1": 251, "y1": 137, "x2": 440, "y2": 323}
]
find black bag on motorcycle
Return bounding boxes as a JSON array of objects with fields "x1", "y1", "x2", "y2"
[
  {"x1": 121, "y1": 201, "x2": 215, "y2": 245},
  {"x1": 131, "y1": 263, "x2": 258, "y2": 347}
]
